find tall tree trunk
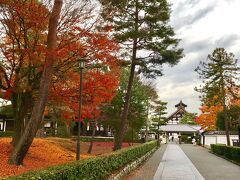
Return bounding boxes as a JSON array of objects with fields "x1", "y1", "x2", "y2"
[
  {"x1": 8, "y1": 0, "x2": 63, "y2": 165},
  {"x1": 238, "y1": 127, "x2": 240, "y2": 147},
  {"x1": 87, "y1": 122, "x2": 96, "y2": 154},
  {"x1": 157, "y1": 123, "x2": 160, "y2": 146},
  {"x1": 221, "y1": 77, "x2": 230, "y2": 146},
  {"x1": 145, "y1": 98, "x2": 149, "y2": 142},
  {"x1": 11, "y1": 92, "x2": 32, "y2": 146},
  {"x1": 223, "y1": 102, "x2": 230, "y2": 146},
  {"x1": 113, "y1": 61, "x2": 136, "y2": 150},
  {"x1": 113, "y1": 0, "x2": 139, "y2": 151},
  {"x1": 52, "y1": 105, "x2": 61, "y2": 136}
]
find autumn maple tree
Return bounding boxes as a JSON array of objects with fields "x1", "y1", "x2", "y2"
[
  {"x1": 0, "y1": 0, "x2": 120, "y2": 165},
  {"x1": 195, "y1": 104, "x2": 223, "y2": 131},
  {"x1": 6, "y1": 0, "x2": 63, "y2": 165},
  {"x1": 196, "y1": 88, "x2": 240, "y2": 132}
]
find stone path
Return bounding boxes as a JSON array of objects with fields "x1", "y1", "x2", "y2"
[
  {"x1": 181, "y1": 144, "x2": 240, "y2": 180},
  {"x1": 125, "y1": 144, "x2": 167, "y2": 180},
  {"x1": 153, "y1": 144, "x2": 204, "y2": 180},
  {"x1": 126, "y1": 144, "x2": 240, "y2": 180}
]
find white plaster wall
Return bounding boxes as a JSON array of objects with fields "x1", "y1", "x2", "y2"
[
  {"x1": 204, "y1": 136, "x2": 217, "y2": 146},
  {"x1": 202, "y1": 135, "x2": 239, "y2": 146}
]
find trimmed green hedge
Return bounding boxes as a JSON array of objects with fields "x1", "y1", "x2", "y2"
[
  {"x1": 76, "y1": 136, "x2": 141, "y2": 143},
  {"x1": 211, "y1": 144, "x2": 240, "y2": 163},
  {"x1": 0, "y1": 131, "x2": 13, "y2": 137},
  {"x1": 8, "y1": 141, "x2": 157, "y2": 180},
  {"x1": 77, "y1": 136, "x2": 114, "y2": 142}
]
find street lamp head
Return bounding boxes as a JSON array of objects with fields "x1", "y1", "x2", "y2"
[{"x1": 78, "y1": 59, "x2": 86, "y2": 69}]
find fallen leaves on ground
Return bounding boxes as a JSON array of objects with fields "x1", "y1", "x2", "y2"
[
  {"x1": 0, "y1": 137, "x2": 138, "y2": 178},
  {"x1": 0, "y1": 138, "x2": 92, "y2": 178}
]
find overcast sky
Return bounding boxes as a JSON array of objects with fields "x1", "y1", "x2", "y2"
[{"x1": 156, "y1": 0, "x2": 240, "y2": 115}]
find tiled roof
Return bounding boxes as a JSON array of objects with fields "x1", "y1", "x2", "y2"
[{"x1": 160, "y1": 124, "x2": 201, "y2": 132}]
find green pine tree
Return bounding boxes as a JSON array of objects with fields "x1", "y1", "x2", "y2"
[
  {"x1": 151, "y1": 100, "x2": 167, "y2": 145},
  {"x1": 195, "y1": 48, "x2": 240, "y2": 145},
  {"x1": 101, "y1": 0, "x2": 183, "y2": 150},
  {"x1": 180, "y1": 112, "x2": 197, "y2": 125},
  {"x1": 101, "y1": 68, "x2": 158, "y2": 144}
]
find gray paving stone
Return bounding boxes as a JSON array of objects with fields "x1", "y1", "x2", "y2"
[
  {"x1": 153, "y1": 144, "x2": 204, "y2": 180},
  {"x1": 125, "y1": 143, "x2": 240, "y2": 180},
  {"x1": 125, "y1": 144, "x2": 167, "y2": 180},
  {"x1": 181, "y1": 144, "x2": 240, "y2": 180}
]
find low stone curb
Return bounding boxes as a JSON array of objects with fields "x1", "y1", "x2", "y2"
[{"x1": 108, "y1": 147, "x2": 158, "y2": 180}]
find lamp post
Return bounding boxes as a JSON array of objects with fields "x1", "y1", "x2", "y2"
[{"x1": 76, "y1": 59, "x2": 85, "y2": 160}]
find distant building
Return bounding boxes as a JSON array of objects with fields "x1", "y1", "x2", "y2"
[
  {"x1": 166, "y1": 100, "x2": 187, "y2": 124},
  {"x1": 160, "y1": 100, "x2": 201, "y2": 144}
]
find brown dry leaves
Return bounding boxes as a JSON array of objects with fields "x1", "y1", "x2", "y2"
[
  {"x1": 0, "y1": 138, "x2": 89, "y2": 178},
  {"x1": 0, "y1": 138, "x2": 136, "y2": 178}
]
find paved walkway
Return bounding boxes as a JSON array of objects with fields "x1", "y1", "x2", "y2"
[
  {"x1": 181, "y1": 144, "x2": 240, "y2": 180},
  {"x1": 126, "y1": 144, "x2": 240, "y2": 180},
  {"x1": 153, "y1": 144, "x2": 204, "y2": 180},
  {"x1": 126, "y1": 144, "x2": 167, "y2": 180}
]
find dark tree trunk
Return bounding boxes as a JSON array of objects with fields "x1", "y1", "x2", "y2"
[
  {"x1": 52, "y1": 106, "x2": 61, "y2": 136},
  {"x1": 145, "y1": 99, "x2": 149, "y2": 142},
  {"x1": 113, "y1": 61, "x2": 136, "y2": 150},
  {"x1": 8, "y1": 0, "x2": 63, "y2": 165},
  {"x1": 87, "y1": 123, "x2": 96, "y2": 154},
  {"x1": 223, "y1": 105, "x2": 230, "y2": 146},
  {"x1": 11, "y1": 92, "x2": 32, "y2": 147},
  {"x1": 238, "y1": 127, "x2": 240, "y2": 147},
  {"x1": 221, "y1": 78, "x2": 230, "y2": 146},
  {"x1": 157, "y1": 123, "x2": 160, "y2": 146},
  {"x1": 82, "y1": 123, "x2": 87, "y2": 135},
  {"x1": 113, "y1": 0, "x2": 138, "y2": 151}
]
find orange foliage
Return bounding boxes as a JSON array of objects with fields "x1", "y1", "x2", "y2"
[
  {"x1": 0, "y1": 0, "x2": 120, "y2": 123},
  {"x1": 195, "y1": 105, "x2": 223, "y2": 131},
  {"x1": 196, "y1": 88, "x2": 240, "y2": 131}
]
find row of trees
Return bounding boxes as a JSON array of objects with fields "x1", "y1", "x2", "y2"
[
  {"x1": 0, "y1": 0, "x2": 183, "y2": 165},
  {"x1": 195, "y1": 48, "x2": 240, "y2": 145}
]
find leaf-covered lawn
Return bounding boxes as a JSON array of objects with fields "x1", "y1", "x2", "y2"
[
  {"x1": 0, "y1": 137, "x2": 136, "y2": 178},
  {"x1": 0, "y1": 138, "x2": 90, "y2": 178}
]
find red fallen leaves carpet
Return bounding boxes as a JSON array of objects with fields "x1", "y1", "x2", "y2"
[
  {"x1": 0, "y1": 138, "x2": 135, "y2": 178},
  {"x1": 0, "y1": 138, "x2": 85, "y2": 178}
]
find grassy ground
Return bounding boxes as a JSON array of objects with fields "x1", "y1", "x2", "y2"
[{"x1": 0, "y1": 137, "x2": 137, "y2": 178}]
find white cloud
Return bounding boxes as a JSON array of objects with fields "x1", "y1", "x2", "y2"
[{"x1": 155, "y1": 0, "x2": 240, "y2": 115}]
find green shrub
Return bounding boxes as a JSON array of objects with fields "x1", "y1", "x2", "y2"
[
  {"x1": 230, "y1": 146, "x2": 240, "y2": 162},
  {"x1": 211, "y1": 144, "x2": 240, "y2": 163},
  {"x1": 76, "y1": 136, "x2": 114, "y2": 142},
  {"x1": 79, "y1": 135, "x2": 141, "y2": 143},
  {"x1": 0, "y1": 131, "x2": 13, "y2": 137},
  {"x1": 224, "y1": 146, "x2": 232, "y2": 159},
  {"x1": 210, "y1": 144, "x2": 226, "y2": 155},
  {"x1": 8, "y1": 141, "x2": 157, "y2": 180}
]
